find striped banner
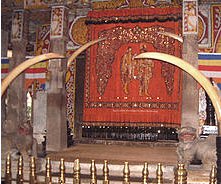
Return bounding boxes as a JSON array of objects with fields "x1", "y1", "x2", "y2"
[
  {"x1": 1, "y1": 57, "x2": 9, "y2": 79},
  {"x1": 1, "y1": 57, "x2": 47, "y2": 90},
  {"x1": 198, "y1": 53, "x2": 221, "y2": 89},
  {"x1": 25, "y1": 59, "x2": 47, "y2": 90}
]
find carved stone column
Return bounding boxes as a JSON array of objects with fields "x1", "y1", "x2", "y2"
[
  {"x1": 6, "y1": 10, "x2": 28, "y2": 132},
  {"x1": 181, "y1": 0, "x2": 199, "y2": 131},
  {"x1": 46, "y1": 6, "x2": 68, "y2": 151},
  {"x1": 1, "y1": 15, "x2": 9, "y2": 126}
]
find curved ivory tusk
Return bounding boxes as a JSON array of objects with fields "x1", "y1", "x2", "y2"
[
  {"x1": 135, "y1": 52, "x2": 221, "y2": 135},
  {"x1": 1, "y1": 53, "x2": 64, "y2": 96},
  {"x1": 157, "y1": 31, "x2": 183, "y2": 43},
  {"x1": 67, "y1": 37, "x2": 106, "y2": 68}
]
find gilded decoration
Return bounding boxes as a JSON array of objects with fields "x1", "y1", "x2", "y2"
[
  {"x1": 120, "y1": 45, "x2": 154, "y2": 96},
  {"x1": 86, "y1": 101, "x2": 179, "y2": 110},
  {"x1": 91, "y1": 0, "x2": 181, "y2": 10},
  {"x1": 65, "y1": 61, "x2": 76, "y2": 129},
  {"x1": 198, "y1": 4, "x2": 211, "y2": 48},
  {"x1": 211, "y1": 4, "x2": 221, "y2": 53},
  {"x1": 69, "y1": 16, "x2": 88, "y2": 45},
  {"x1": 94, "y1": 25, "x2": 176, "y2": 97},
  {"x1": 35, "y1": 24, "x2": 50, "y2": 55}
]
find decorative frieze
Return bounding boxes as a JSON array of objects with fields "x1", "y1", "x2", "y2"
[
  {"x1": 11, "y1": 10, "x2": 24, "y2": 41},
  {"x1": 183, "y1": 0, "x2": 198, "y2": 34},
  {"x1": 50, "y1": 6, "x2": 68, "y2": 39}
]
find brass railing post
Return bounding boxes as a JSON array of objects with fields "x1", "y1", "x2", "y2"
[
  {"x1": 103, "y1": 160, "x2": 109, "y2": 184},
  {"x1": 90, "y1": 160, "x2": 97, "y2": 184},
  {"x1": 209, "y1": 165, "x2": 217, "y2": 184},
  {"x1": 142, "y1": 162, "x2": 149, "y2": 184},
  {"x1": 73, "y1": 158, "x2": 81, "y2": 184},
  {"x1": 59, "y1": 158, "x2": 65, "y2": 184},
  {"x1": 123, "y1": 162, "x2": 130, "y2": 184},
  {"x1": 174, "y1": 163, "x2": 187, "y2": 184},
  {"x1": 17, "y1": 155, "x2": 23, "y2": 184},
  {"x1": 45, "y1": 157, "x2": 52, "y2": 184},
  {"x1": 29, "y1": 156, "x2": 37, "y2": 184},
  {"x1": 156, "y1": 163, "x2": 163, "y2": 184},
  {"x1": 5, "y1": 154, "x2": 12, "y2": 184}
]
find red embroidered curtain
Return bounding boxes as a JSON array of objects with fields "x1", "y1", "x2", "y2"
[{"x1": 83, "y1": 7, "x2": 182, "y2": 127}]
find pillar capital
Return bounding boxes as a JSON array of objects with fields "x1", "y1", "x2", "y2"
[
  {"x1": 50, "y1": 6, "x2": 69, "y2": 40},
  {"x1": 11, "y1": 10, "x2": 29, "y2": 44},
  {"x1": 182, "y1": 0, "x2": 198, "y2": 35}
]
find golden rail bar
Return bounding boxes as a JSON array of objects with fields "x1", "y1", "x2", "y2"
[{"x1": 2, "y1": 154, "x2": 218, "y2": 183}]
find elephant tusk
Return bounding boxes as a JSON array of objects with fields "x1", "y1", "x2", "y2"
[
  {"x1": 1, "y1": 53, "x2": 64, "y2": 96},
  {"x1": 157, "y1": 31, "x2": 183, "y2": 43},
  {"x1": 67, "y1": 37, "x2": 106, "y2": 68},
  {"x1": 135, "y1": 52, "x2": 221, "y2": 135}
]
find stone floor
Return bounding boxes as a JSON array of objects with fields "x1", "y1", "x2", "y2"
[{"x1": 47, "y1": 141, "x2": 178, "y2": 165}]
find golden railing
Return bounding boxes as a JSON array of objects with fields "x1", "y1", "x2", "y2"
[{"x1": 2, "y1": 154, "x2": 217, "y2": 184}]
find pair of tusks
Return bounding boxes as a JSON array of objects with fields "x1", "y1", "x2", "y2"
[
  {"x1": 1, "y1": 38, "x2": 105, "y2": 96},
  {"x1": 135, "y1": 52, "x2": 221, "y2": 135},
  {"x1": 2, "y1": 35, "x2": 221, "y2": 134},
  {"x1": 1, "y1": 33, "x2": 178, "y2": 96}
]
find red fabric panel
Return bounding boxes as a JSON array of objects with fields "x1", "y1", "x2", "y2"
[
  {"x1": 87, "y1": 7, "x2": 181, "y2": 18},
  {"x1": 83, "y1": 8, "x2": 182, "y2": 127}
]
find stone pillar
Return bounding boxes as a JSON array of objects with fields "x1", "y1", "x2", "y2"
[
  {"x1": 1, "y1": 17, "x2": 9, "y2": 125},
  {"x1": 6, "y1": 10, "x2": 28, "y2": 132},
  {"x1": 181, "y1": 35, "x2": 199, "y2": 130},
  {"x1": 181, "y1": 0, "x2": 199, "y2": 131},
  {"x1": 46, "y1": 6, "x2": 68, "y2": 151},
  {"x1": 33, "y1": 91, "x2": 47, "y2": 144}
]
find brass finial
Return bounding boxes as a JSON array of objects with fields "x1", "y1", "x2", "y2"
[
  {"x1": 156, "y1": 163, "x2": 163, "y2": 184},
  {"x1": 174, "y1": 163, "x2": 187, "y2": 184},
  {"x1": 5, "y1": 154, "x2": 12, "y2": 184},
  {"x1": 45, "y1": 157, "x2": 52, "y2": 184},
  {"x1": 17, "y1": 155, "x2": 23, "y2": 184},
  {"x1": 73, "y1": 158, "x2": 81, "y2": 184},
  {"x1": 90, "y1": 160, "x2": 97, "y2": 184},
  {"x1": 103, "y1": 160, "x2": 109, "y2": 184},
  {"x1": 59, "y1": 158, "x2": 65, "y2": 184},
  {"x1": 30, "y1": 156, "x2": 37, "y2": 184},
  {"x1": 142, "y1": 162, "x2": 149, "y2": 184},
  {"x1": 209, "y1": 165, "x2": 217, "y2": 184},
  {"x1": 123, "y1": 161, "x2": 130, "y2": 184}
]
